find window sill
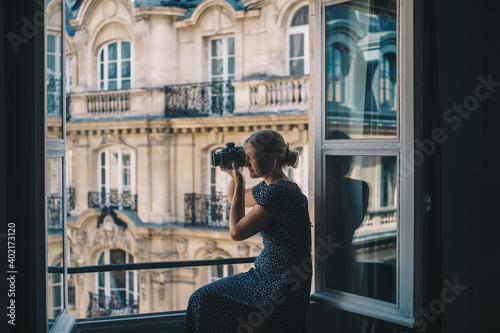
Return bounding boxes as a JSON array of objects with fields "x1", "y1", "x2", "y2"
[{"x1": 311, "y1": 291, "x2": 415, "y2": 328}]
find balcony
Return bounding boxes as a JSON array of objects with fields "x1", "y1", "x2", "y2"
[
  {"x1": 232, "y1": 75, "x2": 310, "y2": 113},
  {"x1": 47, "y1": 187, "x2": 75, "y2": 232},
  {"x1": 184, "y1": 193, "x2": 230, "y2": 228},
  {"x1": 86, "y1": 292, "x2": 139, "y2": 318},
  {"x1": 88, "y1": 191, "x2": 137, "y2": 212},
  {"x1": 164, "y1": 81, "x2": 234, "y2": 117},
  {"x1": 68, "y1": 88, "x2": 165, "y2": 119}
]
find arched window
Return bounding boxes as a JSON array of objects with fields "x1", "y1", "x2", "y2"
[
  {"x1": 98, "y1": 41, "x2": 132, "y2": 91},
  {"x1": 98, "y1": 146, "x2": 136, "y2": 209},
  {"x1": 209, "y1": 257, "x2": 234, "y2": 282},
  {"x1": 287, "y1": 5, "x2": 310, "y2": 76},
  {"x1": 97, "y1": 249, "x2": 138, "y2": 312},
  {"x1": 379, "y1": 53, "x2": 396, "y2": 108},
  {"x1": 327, "y1": 44, "x2": 349, "y2": 103}
]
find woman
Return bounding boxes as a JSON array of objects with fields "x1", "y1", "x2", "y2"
[{"x1": 183, "y1": 129, "x2": 312, "y2": 333}]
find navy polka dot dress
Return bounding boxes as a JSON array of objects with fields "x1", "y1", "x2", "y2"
[{"x1": 183, "y1": 180, "x2": 312, "y2": 333}]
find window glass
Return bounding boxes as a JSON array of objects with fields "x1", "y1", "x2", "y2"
[
  {"x1": 325, "y1": 1, "x2": 397, "y2": 139},
  {"x1": 108, "y1": 43, "x2": 117, "y2": 61},
  {"x1": 291, "y1": 6, "x2": 309, "y2": 26},
  {"x1": 290, "y1": 34, "x2": 305, "y2": 58},
  {"x1": 324, "y1": 154, "x2": 397, "y2": 303}
]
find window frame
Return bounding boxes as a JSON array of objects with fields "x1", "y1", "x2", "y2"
[
  {"x1": 312, "y1": 0, "x2": 415, "y2": 327},
  {"x1": 97, "y1": 146, "x2": 137, "y2": 200},
  {"x1": 96, "y1": 249, "x2": 140, "y2": 309},
  {"x1": 98, "y1": 41, "x2": 133, "y2": 91},
  {"x1": 287, "y1": 5, "x2": 310, "y2": 76},
  {"x1": 208, "y1": 36, "x2": 235, "y2": 82}
]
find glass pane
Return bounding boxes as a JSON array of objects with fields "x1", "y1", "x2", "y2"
[
  {"x1": 228, "y1": 37, "x2": 235, "y2": 55},
  {"x1": 324, "y1": 154, "x2": 397, "y2": 303},
  {"x1": 108, "y1": 62, "x2": 117, "y2": 79},
  {"x1": 228, "y1": 57, "x2": 235, "y2": 75},
  {"x1": 48, "y1": 273, "x2": 63, "y2": 321},
  {"x1": 71, "y1": 263, "x2": 251, "y2": 318},
  {"x1": 325, "y1": 1, "x2": 397, "y2": 139},
  {"x1": 108, "y1": 80, "x2": 117, "y2": 90},
  {"x1": 46, "y1": 32, "x2": 63, "y2": 135},
  {"x1": 211, "y1": 39, "x2": 222, "y2": 57},
  {"x1": 47, "y1": 157, "x2": 65, "y2": 322},
  {"x1": 122, "y1": 41, "x2": 131, "y2": 59},
  {"x1": 289, "y1": 34, "x2": 304, "y2": 58},
  {"x1": 212, "y1": 59, "x2": 223, "y2": 76},
  {"x1": 47, "y1": 34, "x2": 56, "y2": 52},
  {"x1": 110, "y1": 151, "x2": 118, "y2": 189},
  {"x1": 290, "y1": 59, "x2": 304, "y2": 76},
  {"x1": 122, "y1": 80, "x2": 131, "y2": 90},
  {"x1": 291, "y1": 6, "x2": 309, "y2": 26},
  {"x1": 108, "y1": 43, "x2": 117, "y2": 61},
  {"x1": 121, "y1": 60, "x2": 131, "y2": 78}
]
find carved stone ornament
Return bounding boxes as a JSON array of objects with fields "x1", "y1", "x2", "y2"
[{"x1": 92, "y1": 217, "x2": 128, "y2": 248}]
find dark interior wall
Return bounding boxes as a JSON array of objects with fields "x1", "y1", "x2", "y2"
[
  {"x1": 1, "y1": 0, "x2": 47, "y2": 332},
  {"x1": 433, "y1": 0, "x2": 500, "y2": 332}
]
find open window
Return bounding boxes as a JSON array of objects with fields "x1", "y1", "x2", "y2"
[{"x1": 312, "y1": 0, "x2": 415, "y2": 327}]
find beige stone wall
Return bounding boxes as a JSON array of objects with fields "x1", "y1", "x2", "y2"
[{"x1": 55, "y1": 0, "x2": 311, "y2": 319}]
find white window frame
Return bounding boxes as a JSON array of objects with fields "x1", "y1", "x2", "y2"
[
  {"x1": 98, "y1": 146, "x2": 136, "y2": 204},
  {"x1": 208, "y1": 257, "x2": 234, "y2": 283},
  {"x1": 287, "y1": 5, "x2": 310, "y2": 76},
  {"x1": 209, "y1": 36, "x2": 235, "y2": 82},
  {"x1": 98, "y1": 41, "x2": 133, "y2": 91},
  {"x1": 96, "y1": 249, "x2": 139, "y2": 307},
  {"x1": 312, "y1": 0, "x2": 415, "y2": 327}
]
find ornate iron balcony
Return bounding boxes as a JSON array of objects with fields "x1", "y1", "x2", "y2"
[
  {"x1": 47, "y1": 77, "x2": 62, "y2": 114},
  {"x1": 86, "y1": 292, "x2": 139, "y2": 318},
  {"x1": 88, "y1": 190, "x2": 137, "y2": 212},
  {"x1": 165, "y1": 80, "x2": 234, "y2": 117},
  {"x1": 184, "y1": 193, "x2": 230, "y2": 228},
  {"x1": 46, "y1": 187, "x2": 76, "y2": 232}
]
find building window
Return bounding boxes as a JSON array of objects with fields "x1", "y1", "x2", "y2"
[
  {"x1": 208, "y1": 148, "x2": 229, "y2": 226},
  {"x1": 97, "y1": 250, "x2": 139, "y2": 312},
  {"x1": 47, "y1": 33, "x2": 62, "y2": 114},
  {"x1": 380, "y1": 53, "x2": 396, "y2": 108},
  {"x1": 66, "y1": 57, "x2": 72, "y2": 93},
  {"x1": 98, "y1": 146, "x2": 135, "y2": 206},
  {"x1": 98, "y1": 41, "x2": 132, "y2": 91},
  {"x1": 314, "y1": 0, "x2": 415, "y2": 327},
  {"x1": 287, "y1": 5, "x2": 310, "y2": 76},
  {"x1": 209, "y1": 258, "x2": 234, "y2": 282},
  {"x1": 210, "y1": 37, "x2": 235, "y2": 82},
  {"x1": 326, "y1": 44, "x2": 348, "y2": 104}
]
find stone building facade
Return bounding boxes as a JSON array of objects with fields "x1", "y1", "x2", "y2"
[{"x1": 46, "y1": 0, "x2": 311, "y2": 319}]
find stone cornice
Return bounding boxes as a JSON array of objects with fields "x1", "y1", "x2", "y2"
[
  {"x1": 134, "y1": 6, "x2": 187, "y2": 21},
  {"x1": 66, "y1": 113, "x2": 308, "y2": 136}
]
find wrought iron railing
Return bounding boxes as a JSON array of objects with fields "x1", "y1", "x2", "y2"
[
  {"x1": 88, "y1": 190, "x2": 137, "y2": 212},
  {"x1": 47, "y1": 77, "x2": 62, "y2": 114},
  {"x1": 47, "y1": 187, "x2": 76, "y2": 232},
  {"x1": 86, "y1": 292, "x2": 139, "y2": 318},
  {"x1": 165, "y1": 81, "x2": 234, "y2": 117},
  {"x1": 184, "y1": 193, "x2": 230, "y2": 228}
]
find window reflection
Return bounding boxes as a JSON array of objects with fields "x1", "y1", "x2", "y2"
[
  {"x1": 324, "y1": 133, "x2": 397, "y2": 303},
  {"x1": 325, "y1": 1, "x2": 397, "y2": 139}
]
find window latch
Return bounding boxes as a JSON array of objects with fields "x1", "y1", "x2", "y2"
[{"x1": 424, "y1": 195, "x2": 432, "y2": 212}]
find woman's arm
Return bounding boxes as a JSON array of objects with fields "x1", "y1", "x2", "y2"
[
  {"x1": 225, "y1": 170, "x2": 256, "y2": 207},
  {"x1": 229, "y1": 177, "x2": 273, "y2": 241},
  {"x1": 224, "y1": 163, "x2": 273, "y2": 241}
]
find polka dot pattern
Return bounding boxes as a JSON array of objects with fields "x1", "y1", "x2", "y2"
[{"x1": 183, "y1": 180, "x2": 312, "y2": 333}]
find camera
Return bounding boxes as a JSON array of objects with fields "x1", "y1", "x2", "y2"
[{"x1": 211, "y1": 142, "x2": 246, "y2": 170}]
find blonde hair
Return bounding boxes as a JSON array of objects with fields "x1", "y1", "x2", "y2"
[{"x1": 244, "y1": 129, "x2": 299, "y2": 169}]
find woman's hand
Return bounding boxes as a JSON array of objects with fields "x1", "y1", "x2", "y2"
[{"x1": 220, "y1": 162, "x2": 245, "y2": 185}]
